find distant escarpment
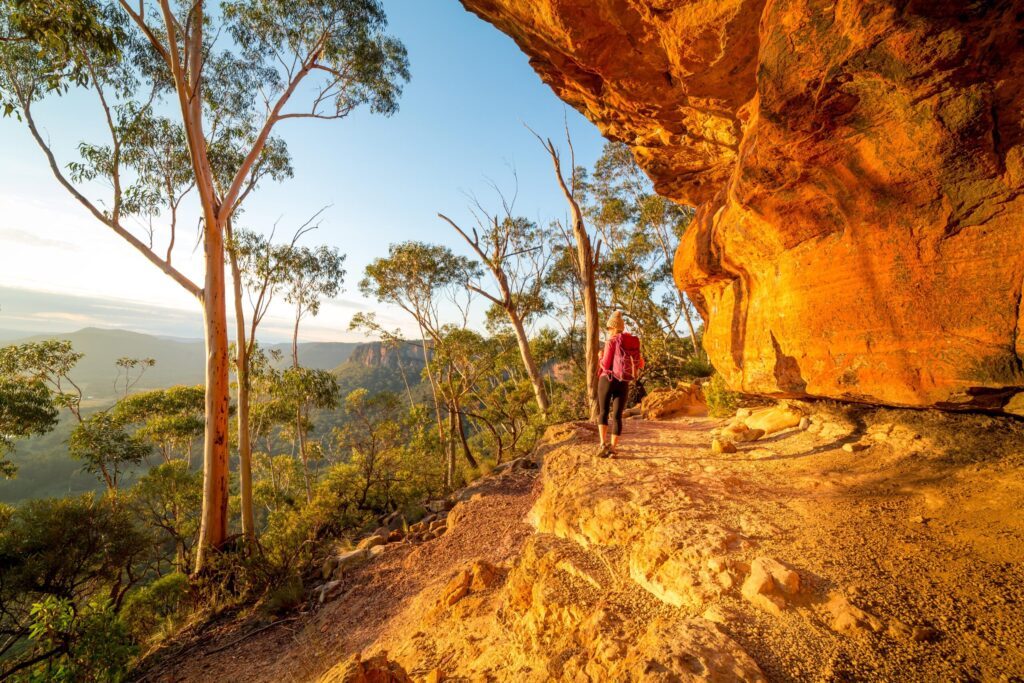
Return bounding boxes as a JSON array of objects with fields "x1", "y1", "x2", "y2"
[
  {"x1": 346, "y1": 341, "x2": 426, "y2": 372},
  {"x1": 460, "y1": 0, "x2": 1024, "y2": 413}
]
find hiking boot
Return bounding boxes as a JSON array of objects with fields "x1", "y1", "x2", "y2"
[{"x1": 595, "y1": 443, "x2": 610, "y2": 458}]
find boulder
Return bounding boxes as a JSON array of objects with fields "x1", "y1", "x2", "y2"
[
  {"x1": 386, "y1": 529, "x2": 404, "y2": 543},
  {"x1": 711, "y1": 438, "x2": 737, "y2": 455},
  {"x1": 439, "y1": 569, "x2": 472, "y2": 608},
  {"x1": 470, "y1": 560, "x2": 500, "y2": 590},
  {"x1": 744, "y1": 406, "x2": 804, "y2": 435},
  {"x1": 331, "y1": 548, "x2": 370, "y2": 578},
  {"x1": 318, "y1": 580, "x2": 344, "y2": 605},
  {"x1": 425, "y1": 499, "x2": 454, "y2": 514},
  {"x1": 460, "y1": 0, "x2": 1024, "y2": 414},
  {"x1": 381, "y1": 510, "x2": 404, "y2": 531},
  {"x1": 356, "y1": 534, "x2": 386, "y2": 551},
  {"x1": 826, "y1": 594, "x2": 883, "y2": 635},
  {"x1": 320, "y1": 651, "x2": 412, "y2": 683},
  {"x1": 733, "y1": 427, "x2": 765, "y2": 444},
  {"x1": 640, "y1": 383, "x2": 707, "y2": 419},
  {"x1": 741, "y1": 557, "x2": 801, "y2": 615}
]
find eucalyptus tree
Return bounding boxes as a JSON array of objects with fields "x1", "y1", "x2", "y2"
[
  {"x1": 0, "y1": 0, "x2": 409, "y2": 571},
  {"x1": 283, "y1": 243, "x2": 346, "y2": 368},
  {"x1": 359, "y1": 242, "x2": 479, "y2": 489},
  {"x1": 429, "y1": 327, "x2": 488, "y2": 483},
  {"x1": 227, "y1": 224, "x2": 306, "y2": 544},
  {"x1": 129, "y1": 460, "x2": 202, "y2": 572},
  {"x1": 462, "y1": 335, "x2": 538, "y2": 465},
  {"x1": 0, "y1": 378, "x2": 58, "y2": 478},
  {"x1": 279, "y1": 242, "x2": 345, "y2": 502},
  {"x1": 113, "y1": 385, "x2": 205, "y2": 464},
  {"x1": 585, "y1": 141, "x2": 700, "y2": 356},
  {"x1": 68, "y1": 412, "x2": 150, "y2": 490},
  {"x1": 113, "y1": 356, "x2": 155, "y2": 398},
  {"x1": 276, "y1": 366, "x2": 339, "y2": 503},
  {"x1": 439, "y1": 206, "x2": 552, "y2": 416},
  {"x1": 332, "y1": 388, "x2": 403, "y2": 510},
  {"x1": 532, "y1": 130, "x2": 602, "y2": 420},
  {"x1": 0, "y1": 341, "x2": 84, "y2": 422}
]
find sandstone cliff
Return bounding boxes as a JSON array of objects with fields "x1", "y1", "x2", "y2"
[
  {"x1": 346, "y1": 341, "x2": 427, "y2": 372},
  {"x1": 459, "y1": 0, "x2": 1024, "y2": 413}
]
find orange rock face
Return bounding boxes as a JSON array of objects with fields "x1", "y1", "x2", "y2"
[{"x1": 461, "y1": 0, "x2": 1024, "y2": 411}]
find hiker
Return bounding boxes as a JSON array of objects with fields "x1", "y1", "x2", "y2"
[{"x1": 596, "y1": 311, "x2": 644, "y2": 457}]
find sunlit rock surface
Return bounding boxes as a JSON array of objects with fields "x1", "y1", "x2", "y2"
[{"x1": 460, "y1": 0, "x2": 1024, "y2": 411}]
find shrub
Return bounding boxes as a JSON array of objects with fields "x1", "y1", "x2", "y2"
[
  {"x1": 262, "y1": 575, "x2": 305, "y2": 616},
  {"x1": 121, "y1": 572, "x2": 191, "y2": 641},
  {"x1": 678, "y1": 355, "x2": 714, "y2": 380},
  {"x1": 705, "y1": 373, "x2": 739, "y2": 417},
  {"x1": 24, "y1": 596, "x2": 136, "y2": 682}
]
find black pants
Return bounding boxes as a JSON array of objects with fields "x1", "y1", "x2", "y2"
[{"x1": 597, "y1": 375, "x2": 629, "y2": 436}]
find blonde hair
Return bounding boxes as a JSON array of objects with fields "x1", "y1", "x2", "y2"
[{"x1": 606, "y1": 310, "x2": 625, "y2": 333}]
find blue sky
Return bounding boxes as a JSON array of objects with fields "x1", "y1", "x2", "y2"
[{"x1": 0, "y1": 1, "x2": 607, "y2": 342}]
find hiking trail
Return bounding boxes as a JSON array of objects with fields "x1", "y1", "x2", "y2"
[{"x1": 138, "y1": 408, "x2": 1024, "y2": 682}]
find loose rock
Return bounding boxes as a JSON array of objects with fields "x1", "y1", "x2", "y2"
[
  {"x1": 711, "y1": 438, "x2": 738, "y2": 454},
  {"x1": 741, "y1": 556, "x2": 801, "y2": 615}
]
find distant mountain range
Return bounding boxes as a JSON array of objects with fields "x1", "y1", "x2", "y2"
[{"x1": 5, "y1": 327, "x2": 367, "y2": 399}]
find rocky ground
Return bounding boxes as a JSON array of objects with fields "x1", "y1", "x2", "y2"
[{"x1": 139, "y1": 402, "x2": 1024, "y2": 682}]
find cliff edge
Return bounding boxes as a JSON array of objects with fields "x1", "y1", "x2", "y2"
[{"x1": 141, "y1": 412, "x2": 1024, "y2": 681}]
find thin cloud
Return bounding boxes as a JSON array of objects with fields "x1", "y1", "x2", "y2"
[{"x1": 0, "y1": 227, "x2": 76, "y2": 250}]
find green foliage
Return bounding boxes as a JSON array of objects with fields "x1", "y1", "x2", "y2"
[
  {"x1": 283, "y1": 244, "x2": 347, "y2": 323},
  {"x1": 0, "y1": 495, "x2": 148, "y2": 679},
  {"x1": 128, "y1": 461, "x2": 202, "y2": 573},
  {"x1": 705, "y1": 373, "x2": 739, "y2": 418},
  {"x1": 261, "y1": 575, "x2": 305, "y2": 616},
  {"x1": 0, "y1": 340, "x2": 83, "y2": 417},
  {"x1": 0, "y1": 0, "x2": 119, "y2": 117},
  {"x1": 114, "y1": 385, "x2": 205, "y2": 463},
  {"x1": 255, "y1": 462, "x2": 373, "y2": 583},
  {"x1": 68, "y1": 413, "x2": 150, "y2": 489},
  {"x1": 121, "y1": 572, "x2": 191, "y2": 642},
  {"x1": 223, "y1": 0, "x2": 409, "y2": 117},
  {"x1": 0, "y1": 378, "x2": 58, "y2": 477},
  {"x1": 360, "y1": 241, "x2": 480, "y2": 336},
  {"x1": 24, "y1": 595, "x2": 136, "y2": 682},
  {"x1": 678, "y1": 354, "x2": 715, "y2": 381}
]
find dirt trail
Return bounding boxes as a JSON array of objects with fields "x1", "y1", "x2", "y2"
[{"x1": 140, "y1": 408, "x2": 1024, "y2": 682}]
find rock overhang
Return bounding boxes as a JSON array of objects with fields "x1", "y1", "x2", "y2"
[{"x1": 460, "y1": 0, "x2": 1024, "y2": 413}]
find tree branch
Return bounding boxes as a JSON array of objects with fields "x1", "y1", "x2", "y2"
[{"x1": 19, "y1": 101, "x2": 202, "y2": 299}]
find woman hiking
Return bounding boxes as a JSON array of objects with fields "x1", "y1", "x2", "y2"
[{"x1": 596, "y1": 311, "x2": 644, "y2": 458}]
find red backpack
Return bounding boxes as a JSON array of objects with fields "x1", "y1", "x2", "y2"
[{"x1": 611, "y1": 333, "x2": 643, "y2": 382}]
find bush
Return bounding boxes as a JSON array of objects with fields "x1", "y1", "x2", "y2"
[
  {"x1": 121, "y1": 572, "x2": 191, "y2": 641},
  {"x1": 24, "y1": 596, "x2": 136, "y2": 682},
  {"x1": 677, "y1": 355, "x2": 714, "y2": 380},
  {"x1": 704, "y1": 373, "x2": 739, "y2": 417},
  {"x1": 262, "y1": 575, "x2": 305, "y2": 616}
]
